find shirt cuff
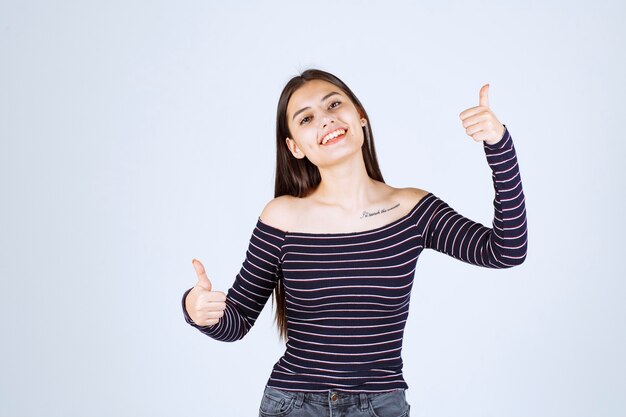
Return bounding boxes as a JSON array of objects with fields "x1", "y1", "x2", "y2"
[{"x1": 483, "y1": 124, "x2": 511, "y2": 151}]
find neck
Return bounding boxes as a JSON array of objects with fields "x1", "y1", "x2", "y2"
[{"x1": 313, "y1": 151, "x2": 376, "y2": 210}]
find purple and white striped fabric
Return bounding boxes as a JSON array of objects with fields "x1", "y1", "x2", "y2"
[{"x1": 182, "y1": 125, "x2": 527, "y2": 393}]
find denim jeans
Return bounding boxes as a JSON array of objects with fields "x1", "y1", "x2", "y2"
[{"x1": 258, "y1": 385, "x2": 411, "y2": 417}]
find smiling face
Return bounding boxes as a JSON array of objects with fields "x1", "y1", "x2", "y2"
[{"x1": 285, "y1": 79, "x2": 368, "y2": 168}]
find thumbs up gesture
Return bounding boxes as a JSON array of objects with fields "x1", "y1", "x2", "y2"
[
  {"x1": 185, "y1": 258, "x2": 227, "y2": 327},
  {"x1": 459, "y1": 84, "x2": 505, "y2": 145}
]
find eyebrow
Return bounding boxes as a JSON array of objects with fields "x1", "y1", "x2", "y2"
[{"x1": 291, "y1": 91, "x2": 342, "y2": 122}]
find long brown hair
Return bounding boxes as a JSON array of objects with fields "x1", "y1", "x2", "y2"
[{"x1": 271, "y1": 69, "x2": 385, "y2": 342}]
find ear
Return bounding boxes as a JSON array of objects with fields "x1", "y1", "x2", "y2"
[
  {"x1": 285, "y1": 137, "x2": 305, "y2": 159},
  {"x1": 360, "y1": 118, "x2": 368, "y2": 127}
]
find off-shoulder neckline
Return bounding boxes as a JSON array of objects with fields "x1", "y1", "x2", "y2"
[{"x1": 257, "y1": 192, "x2": 434, "y2": 237}]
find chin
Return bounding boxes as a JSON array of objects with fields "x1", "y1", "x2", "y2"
[{"x1": 314, "y1": 146, "x2": 365, "y2": 169}]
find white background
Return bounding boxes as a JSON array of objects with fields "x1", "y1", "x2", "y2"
[{"x1": 1, "y1": 1, "x2": 625, "y2": 416}]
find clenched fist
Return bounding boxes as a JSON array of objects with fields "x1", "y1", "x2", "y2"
[{"x1": 185, "y1": 259, "x2": 227, "y2": 327}]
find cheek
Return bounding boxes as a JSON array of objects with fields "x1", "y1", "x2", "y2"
[
  {"x1": 350, "y1": 126, "x2": 365, "y2": 143},
  {"x1": 290, "y1": 134, "x2": 315, "y2": 154},
  {"x1": 298, "y1": 130, "x2": 319, "y2": 147}
]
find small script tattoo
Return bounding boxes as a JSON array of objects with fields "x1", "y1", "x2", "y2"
[{"x1": 360, "y1": 203, "x2": 401, "y2": 219}]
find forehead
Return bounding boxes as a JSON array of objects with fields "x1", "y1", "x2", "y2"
[{"x1": 287, "y1": 79, "x2": 346, "y2": 115}]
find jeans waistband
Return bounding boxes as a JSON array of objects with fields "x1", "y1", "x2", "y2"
[{"x1": 264, "y1": 385, "x2": 403, "y2": 407}]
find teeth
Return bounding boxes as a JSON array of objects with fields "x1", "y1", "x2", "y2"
[{"x1": 321, "y1": 129, "x2": 346, "y2": 145}]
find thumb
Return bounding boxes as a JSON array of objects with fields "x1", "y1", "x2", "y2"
[
  {"x1": 479, "y1": 83, "x2": 490, "y2": 108},
  {"x1": 192, "y1": 258, "x2": 212, "y2": 291}
]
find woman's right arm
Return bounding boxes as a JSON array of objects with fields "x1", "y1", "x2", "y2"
[{"x1": 182, "y1": 202, "x2": 287, "y2": 342}]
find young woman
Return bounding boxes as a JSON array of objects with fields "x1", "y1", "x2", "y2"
[{"x1": 182, "y1": 69, "x2": 528, "y2": 417}]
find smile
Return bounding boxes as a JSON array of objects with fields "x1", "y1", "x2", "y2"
[{"x1": 320, "y1": 128, "x2": 347, "y2": 145}]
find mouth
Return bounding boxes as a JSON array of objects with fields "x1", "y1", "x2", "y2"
[{"x1": 320, "y1": 128, "x2": 347, "y2": 146}]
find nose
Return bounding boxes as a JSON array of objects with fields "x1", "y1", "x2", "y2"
[{"x1": 321, "y1": 115, "x2": 335, "y2": 129}]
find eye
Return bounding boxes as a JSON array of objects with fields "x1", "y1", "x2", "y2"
[
  {"x1": 329, "y1": 100, "x2": 341, "y2": 109},
  {"x1": 299, "y1": 115, "x2": 311, "y2": 125}
]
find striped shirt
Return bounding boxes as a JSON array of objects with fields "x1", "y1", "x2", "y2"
[{"x1": 182, "y1": 125, "x2": 527, "y2": 393}]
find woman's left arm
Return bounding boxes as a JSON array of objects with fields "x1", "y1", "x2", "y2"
[{"x1": 423, "y1": 85, "x2": 528, "y2": 268}]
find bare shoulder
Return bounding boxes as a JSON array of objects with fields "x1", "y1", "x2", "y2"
[
  {"x1": 391, "y1": 186, "x2": 430, "y2": 207},
  {"x1": 259, "y1": 195, "x2": 299, "y2": 232}
]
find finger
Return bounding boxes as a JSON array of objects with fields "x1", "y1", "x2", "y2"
[
  {"x1": 479, "y1": 84, "x2": 490, "y2": 108},
  {"x1": 205, "y1": 291, "x2": 227, "y2": 303},
  {"x1": 205, "y1": 310, "x2": 225, "y2": 320},
  {"x1": 465, "y1": 122, "x2": 486, "y2": 137},
  {"x1": 196, "y1": 309, "x2": 225, "y2": 327},
  {"x1": 461, "y1": 112, "x2": 489, "y2": 129},
  {"x1": 468, "y1": 123, "x2": 503, "y2": 142},
  {"x1": 459, "y1": 105, "x2": 487, "y2": 121},
  {"x1": 192, "y1": 258, "x2": 212, "y2": 291},
  {"x1": 470, "y1": 130, "x2": 493, "y2": 142},
  {"x1": 197, "y1": 308, "x2": 225, "y2": 321},
  {"x1": 208, "y1": 302, "x2": 227, "y2": 313}
]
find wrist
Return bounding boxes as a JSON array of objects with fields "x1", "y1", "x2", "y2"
[{"x1": 484, "y1": 124, "x2": 508, "y2": 149}]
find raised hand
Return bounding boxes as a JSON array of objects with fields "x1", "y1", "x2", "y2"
[
  {"x1": 459, "y1": 84, "x2": 505, "y2": 145},
  {"x1": 185, "y1": 258, "x2": 227, "y2": 326}
]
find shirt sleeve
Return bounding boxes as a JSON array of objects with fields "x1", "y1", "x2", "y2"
[
  {"x1": 422, "y1": 125, "x2": 528, "y2": 268},
  {"x1": 181, "y1": 220, "x2": 286, "y2": 341}
]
